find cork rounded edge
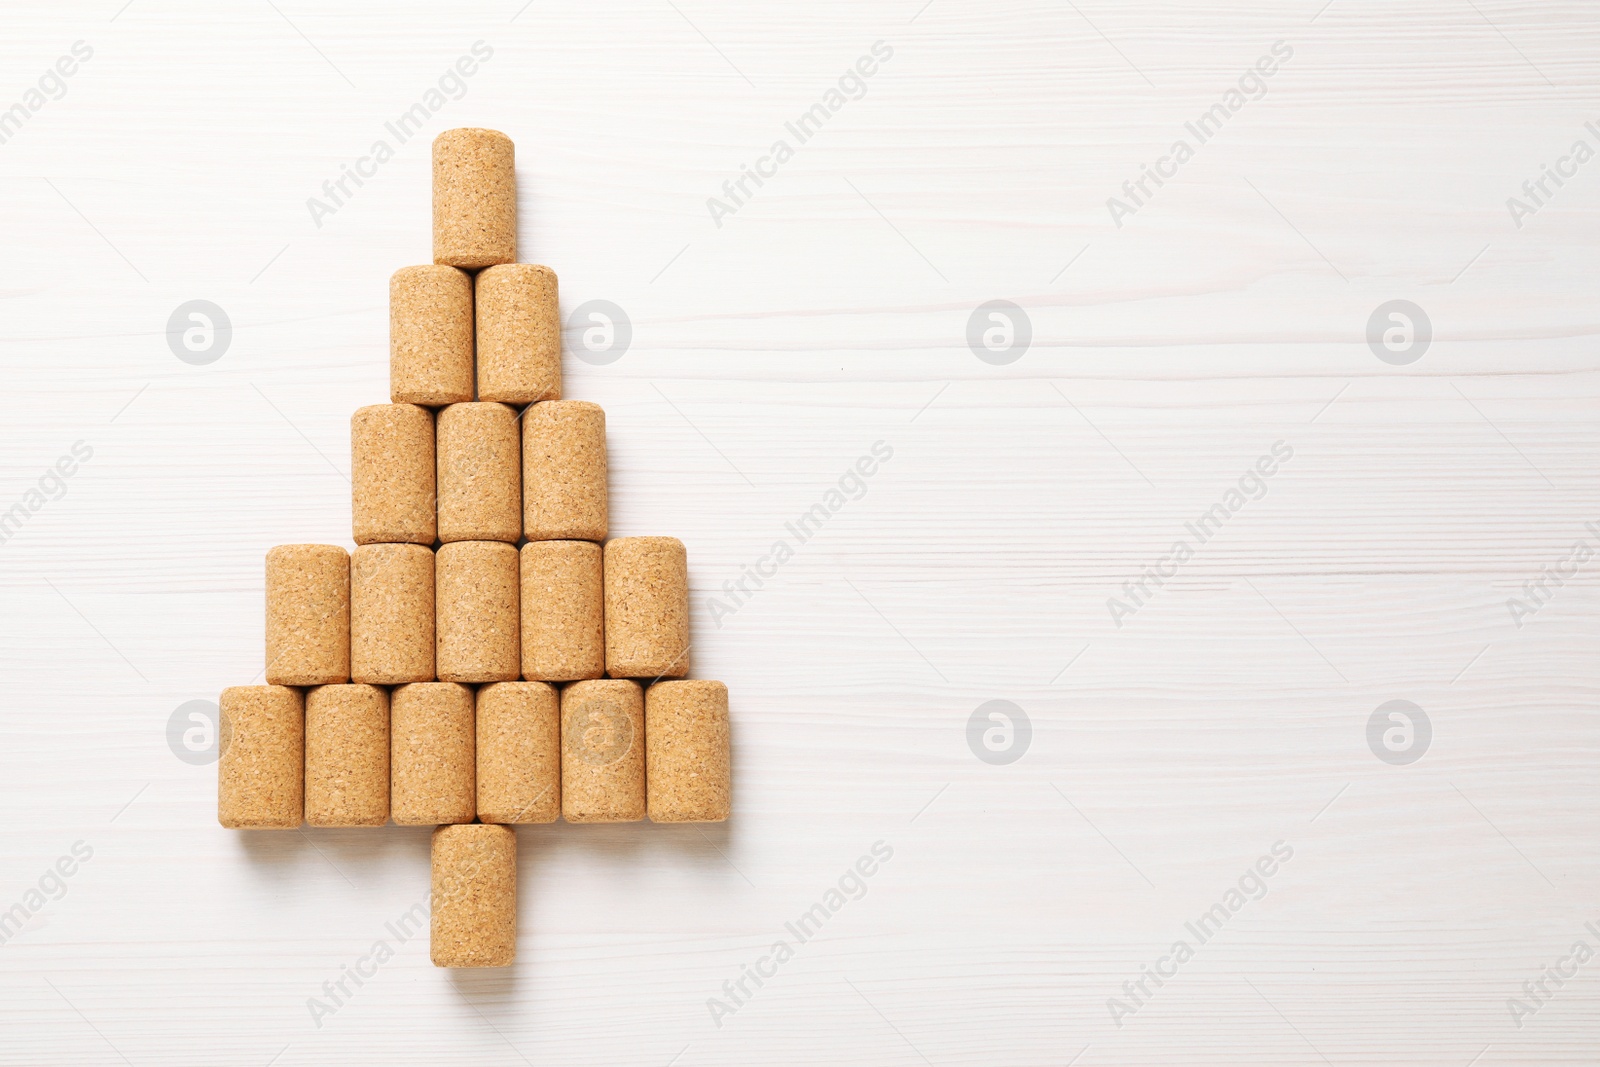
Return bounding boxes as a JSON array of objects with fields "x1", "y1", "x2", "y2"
[
  {"x1": 603, "y1": 535, "x2": 685, "y2": 559},
  {"x1": 267, "y1": 669, "x2": 352, "y2": 687},
  {"x1": 648, "y1": 679, "x2": 728, "y2": 700},
  {"x1": 524, "y1": 524, "x2": 607, "y2": 544},
  {"x1": 390, "y1": 262, "x2": 473, "y2": 289},
  {"x1": 305, "y1": 813, "x2": 389, "y2": 829},
  {"x1": 561, "y1": 808, "x2": 645, "y2": 825},
  {"x1": 391, "y1": 388, "x2": 473, "y2": 408},
  {"x1": 476, "y1": 262, "x2": 555, "y2": 285},
  {"x1": 266, "y1": 543, "x2": 350, "y2": 564},
  {"x1": 432, "y1": 126, "x2": 514, "y2": 151}
]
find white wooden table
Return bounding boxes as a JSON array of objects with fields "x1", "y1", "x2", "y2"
[{"x1": 1, "y1": 1, "x2": 1596, "y2": 1063}]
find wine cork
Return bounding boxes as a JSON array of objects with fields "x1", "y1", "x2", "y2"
[
  {"x1": 436, "y1": 541, "x2": 520, "y2": 683},
  {"x1": 431, "y1": 824, "x2": 516, "y2": 968},
  {"x1": 351, "y1": 543, "x2": 435, "y2": 684},
  {"x1": 437, "y1": 402, "x2": 521, "y2": 543},
  {"x1": 603, "y1": 537, "x2": 689, "y2": 680},
  {"x1": 390, "y1": 265, "x2": 473, "y2": 406},
  {"x1": 476, "y1": 264, "x2": 561, "y2": 405},
  {"x1": 522, "y1": 400, "x2": 607, "y2": 542},
  {"x1": 646, "y1": 680, "x2": 731, "y2": 823},
  {"x1": 218, "y1": 685, "x2": 303, "y2": 829},
  {"x1": 520, "y1": 540, "x2": 604, "y2": 682},
  {"x1": 561, "y1": 679, "x2": 645, "y2": 823},
  {"x1": 265, "y1": 544, "x2": 350, "y2": 686},
  {"x1": 351, "y1": 404, "x2": 436, "y2": 545},
  {"x1": 305, "y1": 684, "x2": 389, "y2": 827},
  {"x1": 390, "y1": 682, "x2": 475, "y2": 825},
  {"x1": 432, "y1": 128, "x2": 516, "y2": 270},
  {"x1": 476, "y1": 681, "x2": 560, "y2": 824}
]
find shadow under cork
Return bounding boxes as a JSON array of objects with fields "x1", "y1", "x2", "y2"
[
  {"x1": 231, "y1": 827, "x2": 322, "y2": 886},
  {"x1": 516, "y1": 812, "x2": 740, "y2": 868},
  {"x1": 446, "y1": 955, "x2": 525, "y2": 1000},
  {"x1": 541, "y1": 814, "x2": 749, "y2": 896},
  {"x1": 646, "y1": 817, "x2": 735, "y2": 856},
  {"x1": 304, "y1": 823, "x2": 433, "y2": 885},
  {"x1": 233, "y1": 822, "x2": 432, "y2": 892}
]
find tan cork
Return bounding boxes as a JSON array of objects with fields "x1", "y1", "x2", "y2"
[
  {"x1": 646, "y1": 680, "x2": 731, "y2": 823},
  {"x1": 435, "y1": 543, "x2": 515, "y2": 684},
  {"x1": 390, "y1": 682, "x2": 475, "y2": 825},
  {"x1": 430, "y1": 824, "x2": 516, "y2": 968},
  {"x1": 390, "y1": 265, "x2": 473, "y2": 406},
  {"x1": 304, "y1": 684, "x2": 389, "y2": 827},
  {"x1": 476, "y1": 264, "x2": 561, "y2": 405},
  {"x1": 265, "y1": 544, "x2": 350, "y2": 686},
  {"x1": 561, "y1": 679, "x2": 645, "y2": 823},
  {"x1": 351, "y1": 404, "x2": 436, "y2": 545},
  {"x1": 476, "y1": 681, "x2": 560, "y2": 824},
  {"x1": 437, "y1": 402, "x2": 521, "y2": 543},
  {"x1": 522, "y1": 400, "x2": 607, "y2": 542},
  {"x1": 520, "y1": 540, "x2": 604, "y2": 682},
  {"x1": 436, "y1": 540, "x2": 520, "y2": 683},
  {"x1": 603, "y1": 537, "x2": 689, "y2": 680},
  {"x1": 433, "y1": 128, "x2": 516, "y2": 270},
  {"x1": 218, "y1": 685, "x2": 303, "y2": 829},
  {"x1": 351, "y1": 543, "x2": 435, "y2": 684}
]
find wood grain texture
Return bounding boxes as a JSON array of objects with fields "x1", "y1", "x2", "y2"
[{"x1": 0, "y1": 0, "x2": 1597, "y2": 1063}]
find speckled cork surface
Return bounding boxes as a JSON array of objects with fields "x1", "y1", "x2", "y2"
[
  {"x1": 218, "y1": 685, "x2": 304, "y2": 829},
  {"x1": 351, "y1": 543, "x2": 435, "y2": 684},
  {"x1": 390, "y1": 265, "x2": 473, "y2": 406},
  {"x1": 351, "y1": 403, "x2": 436, "y2": 545},
  {"x1": 646, "y1": 680, "x2": 731, "y2": 823},
  {"x1": 603, "y1": 537, "x2": 689, "y2": 680},
  {"x1": 430, "y1": 824, "x2": 516, "y2": 968},
  {"x1": 305, "y1": 684, "x2": 390, "y2": 827},
  {"x1": 561, "y1": 679, "x2": 645, "y2": 823},
  {"x1": 520, "y1": 540, "x2": 604, "y2": 682},
  {"x1": 476, "y1": 681, "x2": 560, "y2": 824},
  {"x1": 437, "y1": 402, "x2": 521, "y2": 543},
  {"x1": 390, "y1": 682, "x2": 475, "y2": 825},
  {"x1": 265, "y1": 544, "x2": 350, "y2": 686},
  {"x1": 476, "y1": 264, "x2": 561, "y2": 405},
  {"x1": 522, "y1": 400, "x2": 607, "y2": 542},
  {"x1": 432, "y1": 128, "x2": 515, "y2": 270},
  {"x1": 437, "y1": 541, "x2": 520, "y2": 682}
]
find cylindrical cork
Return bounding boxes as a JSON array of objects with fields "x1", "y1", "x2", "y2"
[
  {"x1": 436, "y1": 541, "x2": 520, "y2": 683},
  {"x1": 351, "y1": 543, "x2": 434, "y2": 684},
  {"x1": 390, "y1": 682, "x2": 475, "y2": 825},
  {"x1": 218, "y1": 685, "x2": 303, "y2": 829},
  {"x1": 561, "y1": 679, "x2": 645, "y2": 823},
  {"x1": 431, "y1": 824, "x2": 516, "y2": 968},
  {"x1": 520, "y1": 540, "x2": 604, "y2": 682},
  {"x1": 433, "y1": 128, "x2": 516, "y2": 270},
  {"x1": 390, "y1": 265, "x2": 473, "y2": 406},
  {"x1": 265, "y1": 545, "x2": 350, "y2": 686},
  {"x1": 646, "y1": 680, "x2": 731, "y2": 823},
  {"x1": 523, "y1": 400, "x2": 607, "y2": 542},
  {"x1": 603, "y1": 537, "x2": 689, "y2": 680},
  {"x1": 476, "y1": 681, "x2": 560, "y2": 824},
  {"x1": 437, "y1": 402, "x2": 521, "y2": 543},
  {"x1": 305, "y1": 684, "x2": 389, "y2": 827},
  {"x1": 476, "y1": 264, "x2": 561, "y2": 405},
  {"x1": 351, "y1": 404, "x2": 436, "y2": 545}
]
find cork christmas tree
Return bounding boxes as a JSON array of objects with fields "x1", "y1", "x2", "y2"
[{"x1": 216, "y1": 128, "x2": 733, "y2": 968}]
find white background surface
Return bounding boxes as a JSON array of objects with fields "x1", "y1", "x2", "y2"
[{"x1": 2, "y1": 1, "x2": 1597, "y2": 1063}]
